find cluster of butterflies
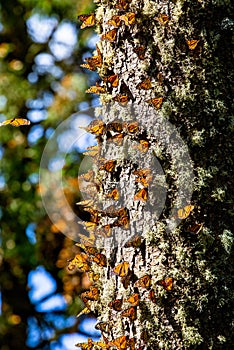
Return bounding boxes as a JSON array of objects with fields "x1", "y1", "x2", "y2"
[
  {"x1": 78, "y1": 4, "x2": 168, "y2": 109},
  {"x1": 72, "y1": 239, "x2": 174, "y2": 349},
  {"x1": 0, "y1": 118, "x2": 30, "y2": 128}
]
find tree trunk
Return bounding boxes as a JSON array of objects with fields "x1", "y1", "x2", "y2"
[{"x1": 77, "y1": 1, "x2": 233, "y2": 349}]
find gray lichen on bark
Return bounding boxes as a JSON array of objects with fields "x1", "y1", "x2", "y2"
[{"x1": 78, "y1": 0, "x2": 233, "y2": 349}]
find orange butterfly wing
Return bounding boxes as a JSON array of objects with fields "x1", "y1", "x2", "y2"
[
  {"x1": 137, "y1": 77, "x2": 152, "y2": 90},
  {"x1": 146, "y1": 97, "x2": 163, "y2": 108},
  {"x1": 78, "y1": 13, "x2": 95, "y2": 29},
  {"x1": 109, "y1": 335, "x2": 128, "y2": 350},
  {"x1": 177, "y1": 205, "x2": 194, "y2": 219},
  {"x1": 0, "y1": 118, "x2": 30, "y2": 127},
  {"x1": 134, "y1": 188, "x2": 148, "y2": 202},
  {"x1": 157, "y1": 277, "x2": 173, "y2": 291},
  {"x1": 134, "y1": 274, "x2": 151, "y2": 288},
  {"x1": 113, "y1": 261, "x2": 129, "y2": 277},
  {"x1": 101, "y1": 29, "x2": 117, "y2": 42},
  {"x1": 187, "y1": 39, "x2": 199, "y2": 50},
  {"x1": 121, "y1": 306, "x2": 137, "y2": 321}
]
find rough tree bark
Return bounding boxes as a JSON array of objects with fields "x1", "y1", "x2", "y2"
[{"x1": 75, "y1": 1, "x2": 233, "y2": 349}]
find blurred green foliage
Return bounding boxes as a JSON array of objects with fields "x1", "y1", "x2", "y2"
[{"x1": 0, "y1": 0, "x2": 97, "y2": 349}]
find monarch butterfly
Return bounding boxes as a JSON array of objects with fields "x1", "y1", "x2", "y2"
[
  {"x1": 80, "y1": 45, "x2": 102, "y2": 71},
  {"x1": 126, "y1": 121, "x2": 139, "y2": 133},
  {"x1": 113, "y1": 94, "x2": 129, "y2": 105},
  {"x1": 109, "y1": 133, "x2": 124, "y2": 145},
  {"x1": 157, "y1": 277, "x2": 173, "y2": 291},
  {"x1": 134, "y1": 188, "x2": 148, "y2": 202},
  {"x1": 125, "y1": 293, "x2": 139, "y2": 306},
  {"x1": 78, "y1": 13, "x2": 95, "y2": 29},
  {"x1": 133, "y1": 46, "x2": 146, "y2": 60},
  {"x1": 99, "y1": 159, "x2": 117, "y2": 172},
  {"x1": 90, "y1": 253, "x2": 107, "y2": 267},
  {"x1": 121, "y1": 275, "x2": 131, "y2": 289},
  {"x1": 88, "y1": 271, "x2": 100, "y2": 282},
  {"x1": 134, "y1": 274, "x2": 151, "y2": 288},
  {"x1": 108, "y1": 298, "x2": 123, "y2": 311},
  {"x1": 101, "y1": 28, "x2": 117, "y2": 42},
  {"x1": 177, "y1": 204, "x2": 194, "y2": 219},
  {"x1": 0, "y1": 118, "x2": 30, "y2": 127},
  {"x1": 107, "y1": 15, "x2": 122, "y2": 28},
  {"x1": 67, "y1": 253, "x2": 90, "y2": 272},
  {"x1": 149, "y1": 289, "x2": 157, "y2": 303},
  {"x1": 109, "y1": 335, "x2": 128, "y2": 350},
  {"x1": 124, "y1": 235, "x2": 142, "y2": 248},
  {"x1": 103, "y1": 74, "x2": 119, "y2": 87},
  {"x1": 137, "y1": 77, "x2": 152, "y2": 90},
  {"x1": 187, "y1": 39, "x2": 199, "y2": 50},
  {"x1": 146, "y1": 97, "x2": 163, "y2": 109},
  {"x1": 86, "y1": 83, "x2": 106, "y2": 94},
  {"x1": 81, "y1": 286, "x2": 99, "y2": 303},
  {"x1": 82, "y1": 145, "x2": 100, "y2": 157},
  {"x1": 156, "y1": 13, "x2": 169, "y2": 25},
  {"x1": 96, "y1": 224, "x2": 112, "y2": 238},
  {"x1": 114, "y1": 0, "x2": 130, "y2": 10},
  {"x1": 106, "y1": 188, "x2": 119, "y2": 200},
  {"x1": 120, "y1": 12, "x2": 136, "y2": 26},
  {"x1": 121, "y1": 306, "x2": 137, "y2": 321},
  {"x1": 113, "y1": 261, "x2": 129, "y2": 277},
  {"x1": 185, "y1": 223, "x2": 203, "y2": 234},
  {"x1": 81, "y1": 119, "x2": 106, "y2": 135}
]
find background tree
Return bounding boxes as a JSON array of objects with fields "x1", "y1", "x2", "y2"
[{"x1": 74, "y1": 0, "x2": 233, "y2": 349}]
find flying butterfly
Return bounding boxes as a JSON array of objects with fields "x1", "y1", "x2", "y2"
[
  {"x1": 133, "y1": 46, "x2": 146, "y2": 60},
  {"x1": 156, "y1": 13, "x2": 169, "y2": 25},
  {"x1": 136, "y1": 77, "x2": 152, "y2": 90},
  {"x1": 101, "y1": 28, "x2": 118, "y2": 42},
  {"x1": 121, "y1": 306, "x2": 137, "y2": 321},
  {"x1": 78, "y1": 13, "x2": 95, "y2": 29},
  {"x1": 103, "y1": 74, "x2": 119, "y2": 87},
  {"x1": 125, "y1": 293, "x2": 139, "y2": 306},
  {"x1": 109, "y1": 335, "x2": 128, "y2": 350},
  {"x1": 134, "y1": 274, "x2": 151, "y2": 289},
  {"x1": 146, "y1": 97, "x2": 163, "y2": 109},
  {"x1": 108, "y1": 298, "x2": 123, "y2": 311},
  {"x1": 187, "y1": 39, "x2": 200, "y2": 50},
  {"x1": 177, "y1": 205, "x2": 194, "y2": 219},
  {"x1": 134, "y1": 188, "x2": 148, "y2": 202},
  {"x1": 157, "y1": 277, "x2": 173, "y2": 291},
  {"x1": 0, "y1": 118, "x2": 30, "y2": 127},
  {"x1": 119, "y1": 12, "x2": 136, "y2": 26},
  {"x1": 113, "y1": 261, "x2": 129, "y2": 277}
]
